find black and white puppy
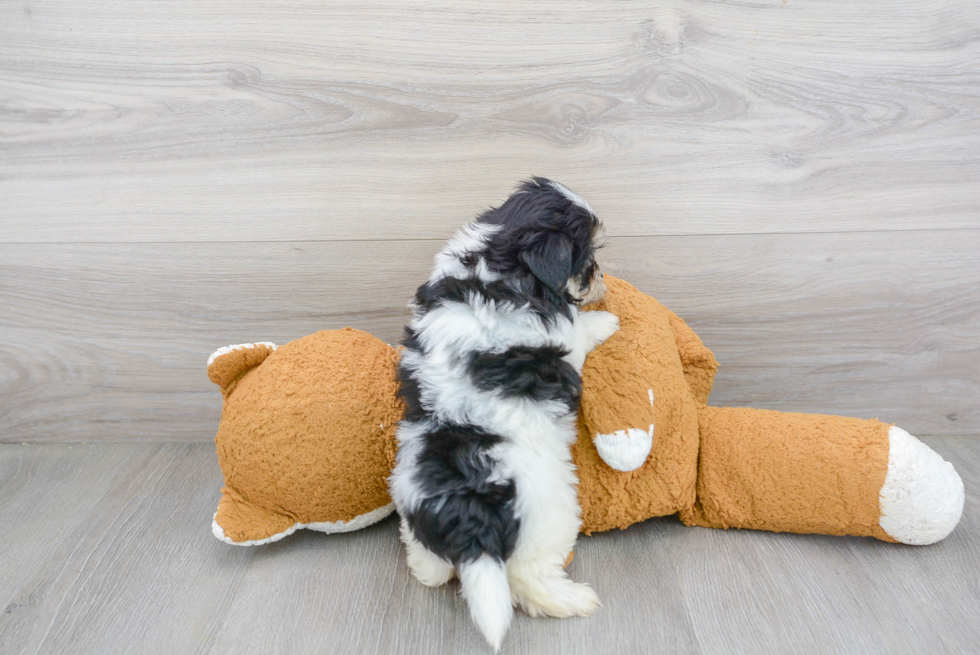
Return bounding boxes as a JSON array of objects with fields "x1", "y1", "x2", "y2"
[{"x1": 388, "y1": 178, "x2": 620, "y2": 650}]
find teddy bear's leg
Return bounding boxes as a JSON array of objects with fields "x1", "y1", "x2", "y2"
[
  {"x1": 679, "y1": 407, "x2": 964, "y2": 544},
  {"x1": 399, "y1": 517, "x2": 456, "y2": 587},
  {"x1": 212, "y1": 487, "x2": 300, "y2": 546}
]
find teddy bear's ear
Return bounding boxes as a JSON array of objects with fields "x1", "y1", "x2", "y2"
[
  {"x1": 207, "y1": 342, "x2": 277, "y2": 397},
  {"x1": 665, "y1": 310, "x2": 718, "y2": 406}
]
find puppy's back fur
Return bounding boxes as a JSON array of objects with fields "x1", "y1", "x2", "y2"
[{"x1": 389, "y1": 179, "x2": 616, "y2": 650}]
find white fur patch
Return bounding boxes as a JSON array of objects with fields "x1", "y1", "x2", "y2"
[
  {"x1": 548, "y1": 180, "x2": 594, "y2": 215},
  {"x1": 400, "y1": 518, "x2": 456, "y2": 587},
  {"x1": 588, "y1": 389, "x2": 658, "y2": 471},
  {"x1": 878, "y1": 427, "x2": 964, "y2": 545},
  {"x1": 459, "y1": 555, "x2": 513, "y2": 651},
  {"x1": 207, "y1": 341, "x2": 277, "y2": 367},
  {"x1": 211, "y1": 502, "x2": 395, "y2": 547},
  {"x1": 428, "y1": 222, "x2": 502, "y2": 283}
]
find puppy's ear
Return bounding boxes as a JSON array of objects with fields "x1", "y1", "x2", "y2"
[{"x1": 520, "y1": 231, "x2": 574, "y2": 295}]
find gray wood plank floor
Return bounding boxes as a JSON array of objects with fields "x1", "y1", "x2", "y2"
[
  {"x1": 2, "y1": 1, "x2": 978, "y2": 242},
  {"x1": 2, "y1": 230, "x2": 978, "y2": 441},
  {"x1": 2, "y1": 0, "x2": 979, "y2": 444},
  {"x1": 1, "y1": 438, "x2": 976, "y2": 655},
  {"x1": 2, "y1": 2, "x2": 976, "y2": 651}
]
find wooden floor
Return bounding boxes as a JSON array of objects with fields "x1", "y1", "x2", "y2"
[
  {"x1": 2, "y1": 0, "x2": 979, "y2": 443},
  {"x1": 0, "y1": 437, "x2": 976, "y2": 655},
  {"x1": 2, "y1": 2, "x2": 977, "y2": 652}
]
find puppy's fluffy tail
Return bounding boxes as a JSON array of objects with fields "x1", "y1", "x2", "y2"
[{"x1": 458, "y1": 555, "x2": 513, "y2": 651}]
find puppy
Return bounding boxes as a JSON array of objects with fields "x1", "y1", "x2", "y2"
[{"x1": 388, "y1": 178, "x2": 620, "y2": 650}]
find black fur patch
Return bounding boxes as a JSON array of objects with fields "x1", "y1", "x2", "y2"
[
  {"x1": 477, "y1": 177, "x2": 600, "y2": 309},
  {"x1": 407, "y1": 177, "x2": 601, "y2": 325},
  {"x1": 468, "y1": 345, "x2": 582, "y2": 410},
  {"x1": 405, "y1": 422, "x2": 520, "y2": 565},
  {"x1": 412, "y1": 275, "x2": 571, "y2": 323},
  {"x1": 402, "y1": 325, "x2": 425, "y2": 355},
  {"x1": 396, "y1": 358, "x2": 427, "y2": 423},
  {"x1": 520, "y1": 230, "x2": 574, "y2": 296},
  {"x1": 580, "y1": 258, "x2": 597, "y2": 288}
]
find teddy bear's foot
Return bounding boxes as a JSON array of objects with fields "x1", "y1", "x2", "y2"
[
  {"x1": 879, "y1": 426, "x2": 964, "y2": 545},
  {"x1": 509, "y1": 568, "x2": 600, "y2": 619},
  {"x1": 400, "y1": 519, "x2": 456, "y2": 587},
  {"x1": 212, "y1": 488, "x2": 299, "y2": 546},
  {"x1": 213, "y1": 488, "x2": 395, "y2": 546}
]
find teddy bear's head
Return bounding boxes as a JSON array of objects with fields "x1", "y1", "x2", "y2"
[{"x1": 208, "y1": 328, "x2": 402, "y2": 545}]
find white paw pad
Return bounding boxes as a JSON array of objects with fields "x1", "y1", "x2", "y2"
[{"x1": 594, "y1": 425, "x2": 654, "y2": 472}]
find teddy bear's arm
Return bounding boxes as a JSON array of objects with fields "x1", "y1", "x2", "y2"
[
  {"x1": 578, "y1": 321, "x2": 658, "y2": 473},
  {"x1": 665, "y1": 309, "x2": 718, "y2": 406}
]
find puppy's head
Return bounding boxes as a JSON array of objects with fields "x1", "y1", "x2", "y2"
[{"x1": 479, "y1": 177, "x2": 606, "y2": 308}]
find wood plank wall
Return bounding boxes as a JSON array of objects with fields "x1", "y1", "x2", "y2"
[{"x1": 1, "y1": 0, "x2": 978, "y2": 441}]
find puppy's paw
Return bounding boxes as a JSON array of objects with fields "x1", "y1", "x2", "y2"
[
  {"x1": 402, "y1": 521, "x2": 456, "y2": 586},
  {"x1": 583, "y1": 310, "x2": 620, "y2": 348},
  {"x1": 408, "y1": 552, "x2": 456, "y2": 587},
  {"x1": 513, "y1": 577, "x2": 601, "y2": 619}
]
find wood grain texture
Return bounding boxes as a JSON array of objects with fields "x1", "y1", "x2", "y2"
[
  {"x1": 2, "y1": 3, "x2": 976, "y2": 651},
  {"x1": 0, "y1": 438, "x2": 977, "y2": 654},
  {"x1": 2, "y1": 229, "x2": 976, "y2": 441},
  {"x1": 2, "y1": 0, "x2": 978, "y2": 241},
  {"x1": 1, "y1": 0, "x2": 977, "y2": 442}
]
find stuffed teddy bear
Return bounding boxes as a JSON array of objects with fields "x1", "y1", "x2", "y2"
[{"x1": 207, "y1": 276, "x2": 963, "y2": 547}]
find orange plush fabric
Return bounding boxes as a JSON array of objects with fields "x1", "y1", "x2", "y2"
[
  {"x1": 572, "y1": 276, "x2": 703, "y2": 533},
  {"x1": 680, "y1": 406, "x2": 894, "y2": 541},
  {"x1": 208, "y1": 276, "x2": 899, "y2": 544},
  {"x1": 572, "y1": 277, "x2": 890, "y2": 538},
  {"x1": 211, "y1": 329, "x2": 401, "y2": 544}
]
